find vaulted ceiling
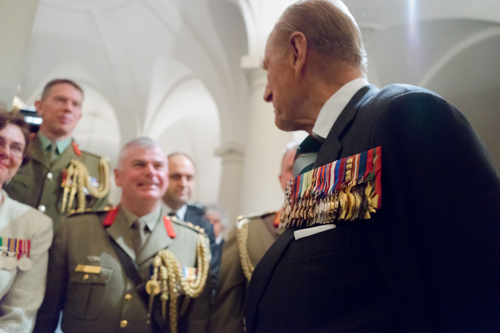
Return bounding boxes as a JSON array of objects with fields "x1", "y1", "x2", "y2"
[{"x1": 2, "y1": 0, "x2": 499, "y2": 208}]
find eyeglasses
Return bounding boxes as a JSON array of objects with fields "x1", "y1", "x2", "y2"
[{"x1": 0, "y1": 137, "x2": 25, "y2": 159}]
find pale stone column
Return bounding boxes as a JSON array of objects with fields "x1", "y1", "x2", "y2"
[
  {"x1": 215, "y1": 142, "x2": 245, "y2": 229},
  {"x1": 238, "y1": 57, "x2": 293, "y2": 217},
  {"x1": 0, "y1": 0, "x2": 39, "y2": 109}
]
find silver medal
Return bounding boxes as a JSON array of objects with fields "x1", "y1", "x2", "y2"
[
  {"x1": 17, "y1": 257, "x2": 32, "y2": 271},
  {"x1": 3, "y1": 256, "x2": 16, "y2": 270}
]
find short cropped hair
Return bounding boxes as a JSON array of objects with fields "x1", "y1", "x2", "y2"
[
  {"x1": 0, "y1": 110, "x2": 31, "y2": 165},
  {"x1": 273, "y1": 0, "x2": 368, "y2": 75},
  {"x1": 117, "y1": 137, "x2": 160, "y2": 169},
  {"x1": 41, "y1": 79, "x2": 84, "y2": 101},
  {"x1": 167, "y1": 152, "x2": 197, "y2": 171}
]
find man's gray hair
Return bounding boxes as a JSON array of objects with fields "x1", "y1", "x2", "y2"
[
  {"x1": 205, "y1": 203, "x2": 229, "y2": 227},
  {"x1": 273, "y1": 0, "x2": 368, "y2": 75},
  {"x1": 117, "y1": 137, "x2": 160, "y2": 168}
]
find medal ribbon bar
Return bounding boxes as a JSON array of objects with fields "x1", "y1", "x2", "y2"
[{"x1": 280, "y1": 146, "x2": 382, "y2": 228}]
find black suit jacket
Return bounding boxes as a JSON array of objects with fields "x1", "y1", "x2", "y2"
[
  {"x1": 185, "y1": 204, "x2": 216, "y2": 246},
  {"x1": 246, "y1": 84, "x2": 500, "y2": 333}
]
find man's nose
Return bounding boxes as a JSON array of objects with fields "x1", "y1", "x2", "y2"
[
  {"x1": 64, "y1": 100, "x2": 76, "y2": 111},
  {"x1": 180, "y1": 176, "x2": 189, "y2": 187},
  {"x1": 263, "y1": 84, "x2": 272, "y2": 103},
  {"x1": 144, "y1": 164, "x2": 155, "y2": 174}
]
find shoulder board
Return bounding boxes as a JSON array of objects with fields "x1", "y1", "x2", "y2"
[
  {"x1": 170, "y1": 215, "x2": 206, "y2": 234},
  {"x1": 80, "y1": 150, "x2": 108, "y2": 160},
  {"x1": 68, "y1": 206, "x2": 113, "y2": 217},
  {"x1": 237, "y1": 210, "x2": 276, "y2": 222}
]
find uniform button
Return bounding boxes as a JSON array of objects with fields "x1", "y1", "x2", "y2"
[
  {"x1": 120, "y1": 320, "x2": 128, "y2": 328},
  {"x1": 124, "y1": 294, "x2": 132, "y2": 301},
  {"x1": 38, "y1": 205, "x2": 46, "y2": 212},
  {"x1": 47, "y1": 172, "x2": 53, "y2": 180},
  {"x1": 83, "y1": 274, "x2": 89, "y2": 281}
]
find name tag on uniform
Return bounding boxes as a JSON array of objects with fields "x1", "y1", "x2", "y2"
[{"x1": 75, "y1": 264, "x2": 101, "y2": 274}]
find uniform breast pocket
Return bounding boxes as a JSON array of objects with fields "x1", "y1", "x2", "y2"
[
  {"x1": 289, "y1": 227, "x2": 350, "y2": 262},
  {"x1": 66, "y1": 267, "x2": 113, "y2": 320}
]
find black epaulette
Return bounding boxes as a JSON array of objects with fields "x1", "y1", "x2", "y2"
[
  {"x1": 237, "y1": 210, "x2": 277, "y2": 222},
  {"x1": 170, "y1": 215, "x2": 206, "y2": 235},
  {"x1": 68, "y1": 206, "x2": 113, "y2": 217}
]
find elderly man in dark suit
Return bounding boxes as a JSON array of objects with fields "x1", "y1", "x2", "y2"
[
  {"x1": 35, "y1": 137, "x2": 211, "y2": 333},
  {"x1": 245, "y1": 1, "x2": 500, "y2": 332}
]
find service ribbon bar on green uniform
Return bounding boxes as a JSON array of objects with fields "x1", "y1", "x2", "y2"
[{"x1": 281, "y1": 146, "x2": 382, "y2": 228}]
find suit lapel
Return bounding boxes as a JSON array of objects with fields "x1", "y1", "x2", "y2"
[
  {"x1": 247, "y1": 85, "x2": 380, "y2": 331},
  {"x1": 315, "y1": 85, "x2": 377, "y2": 167},
  {"x1": 246, "y1": 228, "x2": 295, "y2": 332},
  {"x1": 106, "y1": 209, "x2": 136, "y2": 261},
  {"x1": 137, "y1": 215, "x2": 174, "y2": 265},
  {"x1": 184, "y1": 205, "x2": 195, "y2": 222}
]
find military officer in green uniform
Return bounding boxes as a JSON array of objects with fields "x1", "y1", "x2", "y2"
[
  {"x1": 4, "y1": 79, "x2": 110, "y2": 231},
  {"x1": 35, "y1": 137, "x2": 211, "y2": 333},
  {"x1": 208, "y1": 143, "x2": 297, "y2": 333}
]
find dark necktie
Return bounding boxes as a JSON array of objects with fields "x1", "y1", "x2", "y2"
[
  {"x1": 292, "y1": 135, "x2": 324, "y2": 177},
  {"x1": 47, "y1": 143, "x2": 58, "y2": 163},
  {"x1": 131, "y1": 220, "x2": 147, "y2": 256}
]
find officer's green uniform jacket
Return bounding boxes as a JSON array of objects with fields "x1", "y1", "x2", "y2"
[
  {"x1": 208, "y1": 211, "x2": 283, "y2": 333},
  {"x1": 4, "y1": 135, "x2": 109, "y2": 231},
  {"x1": 34, "y1": 206, "x2": 211, "y2": 333}
]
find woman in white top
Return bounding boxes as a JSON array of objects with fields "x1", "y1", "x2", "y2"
[{"x1": 0, "y1": 110, "x2": 52, "y2": 332}]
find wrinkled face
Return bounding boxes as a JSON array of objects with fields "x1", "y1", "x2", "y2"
[
  {"x1": 0, "y1": 124, "x2": 26, "y2": 185},
  {"x1": 163, "y1": 154, "x2": 195, "y2": 208},
  {"x1": 279, "y1": 147, "x2": 297, "y2": 192},
  {"x1": 36, "y1": 83, "x2": 83, "y2": 140},
  {"x1": 205, "y1": 210, "x2": 223, "y2": 238},
  {"x1": 115, "y1": 146, "x2": 168, "y2": 205},
  {"x1": 263, "y1": 34, "x2": 303, "y2": 131}
]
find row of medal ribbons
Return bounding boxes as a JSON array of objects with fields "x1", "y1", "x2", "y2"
[{"x1": 0, "y1": 237, "x2": 32, "y2": 271}]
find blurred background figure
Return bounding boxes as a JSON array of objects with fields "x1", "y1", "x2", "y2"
[
  {"x1": 0, "y1": 110, "x2": 52, "y2": 332},
  {"x1": 204, "y1": 202, "x2": 228, "y2": 302},
  {"x1": 161, "y1": 152, "x2": 218, "y2": 299},
  {"x1": 162, "y1": 152, "x2": 215, "y2": 244},
  {"x1": 205, "y1": 203, "x2": 227, "y2": 242},
  {"x1": 209, "y1": 142, "x2": 298, "y2": 333}
]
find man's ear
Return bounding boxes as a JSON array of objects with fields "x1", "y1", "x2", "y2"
[
  {"x1": 289, "y1": 31, "x2": 308, "y2": 76},
  {"x1": 114, "y1": 168, "x2": 122, "y2": 187},
  {"x1": 34, "y1": 100, "x2": 43, "y2": 116}
]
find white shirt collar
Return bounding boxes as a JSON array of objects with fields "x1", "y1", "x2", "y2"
[
  {"x1": 163, "y1": 203, "x2": 188, "y2": 221},
  {"x1": 312, "y1": 78, "x2": 369, "y2": 139}
]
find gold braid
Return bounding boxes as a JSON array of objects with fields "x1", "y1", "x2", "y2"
[
  {"x1": 61, "y1": 158, "x2": 110, "y2": 213},
  {"x1": 236, "y1": 218, "x2": 254, "y2": 281},
  {"x1": 149, "y1": 233, "x2": 210, "y2": 333}
]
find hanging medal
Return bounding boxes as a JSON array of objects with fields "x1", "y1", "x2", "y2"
[{"x1": 18, "y1": 239, "x2": 32, "y2": 271}]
